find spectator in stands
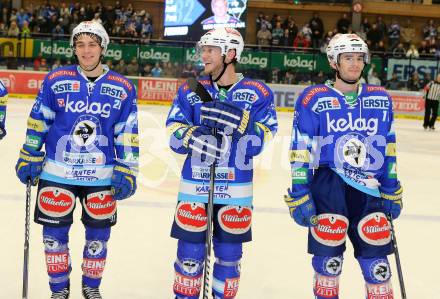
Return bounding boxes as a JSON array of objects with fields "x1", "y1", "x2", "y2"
[
  {"x1": 271, "y1": 68, "x2": 280, "y2": 84},
  {"x1": 286, "y1": 19, "x2": 298, "y2": 45},
  {"x1": 181, "y1": 62, "x2": 197, "y2": 78},
  {"x1": 401, "y1": 19, "x2": 415, "y2": 48},
  {"x1": 320, "y1": 30, "x2": 334, "y2": 53},
  {"x1": 140, "y1": 17, "x2": 153, "y2": 42},
  {"x1": 375, "y1": 40, "x2": 386, "y2": 53},
  {"x1": 114, "y1": 59, "x2": 128, "y2": 75},
  {"x1": 7, "y1": 20, "x2": 19, "y2": 37},
  {"x1": 428, "y1": 38, "x2": 437, "y2": 55},
  {"x1": 418, "y1": 40, "x2": 431, "y2": 57},
  {"x1": 422, "y1": 73, "x2": 432, "y2": 87},
  {"x1": 0, "y1": 7, "x2": 9, "y2": 25},
  {"x1": 309, "y1": 12, "x2": 324, "y2": 50},
  {"x1": 16, "y1": 7, "x2": 30, "y2": 28},
  {"x1": 256, "y1": 12, "x2": 264, "y2": 32},
  {"x1": 360, "y1": 17, "x2": 370, "y2": 35},
  {"x1": 52, "y1": 59, "x2": 62, "y2": 70},
  {"x1": 151, "y1": 62, "x2": 163, "y2": 77},
  {"x1": 375, "y1": 16, "x2": 387, "y2": 41},
  {"x1": 312, "y1": 70, "x2": 326, "y2": 84},
  {"x1": 0, "y1": 21, "x2": 7, "y2": 36},
  {"x1": 105, "y1": 60, "x2": 113, "y2": 70},
  {"x1": 39, "y1": 58, "x2": 49, "y2": 71},
  {"x1": 385, "y1": 73, "x2": 402, "y2": 90},
  {"x1": 257, "y1": 23, "x2": 271, "y2": 46},
  {"x1": 406, "y1": 43, "x2": 420, "y2": 58},
  {"x1": 142, "y1": 63, "x2": 152, "y2": 77},
  {"x1": 392, "y1": 43, "x2": 406, "y2": 58},
  {"x1": 407, "y1": 72, "x2": 423, "y2": 91},
  {"x1": 52, "y1": 24, "x2": 64, "y2": 40},
  {"x1": 423, "y1": 19, "x2": 437, "y2": 40},
  {"x1": 336, "y1": 13, "x2": 350, "y2": 34},
  {"x1": 368, "y1": 64, "x2": 381, "y2": 85},
  {"x1": 300, "y1": 23, "x2": 312, "y2": 42},
  {"x1": 162, "y1": 61, "x2": 174, "y2": 78},
  {"x1": 293, "y1": 31, "x2": 310, "y2": 50},
  {"x1": 272, "y1": 21, "x2": 283, "y2": 46},
  {"x1": 281, "y1": 29, "x2": 292, "y2": 47},
  {"x1": 263, "y1": 15, "x2": 272, "y2": 31},
  {"x1": 126, "y1": 57, "x2": 140, "y2": 76},
  {"x1": 283, "y1": 70, "x2": 296, "y2": 85},
  {"x1": 388, "y1": 19, "x2": 401, "y2": 50},
  {"x1": 367, "y1": 23, "x2": 382, "y2": 50}
]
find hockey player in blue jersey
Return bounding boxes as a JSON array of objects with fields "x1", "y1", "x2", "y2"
[
  {"x1": 15, "y1": 21, "x2": 138, "y2": 299},
  {"x1": 0, "y1": 79, "x2": 8, "y2": 139},
  {"x1": 166, "y1": 27, "x2": 277, "y2": 298},
  {"x1": 285, "y1": 33, "x2": 402, "y2": 299}
]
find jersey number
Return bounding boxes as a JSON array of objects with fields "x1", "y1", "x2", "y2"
[{"x1": 113, "y1": 100, "x2": 121, "y2": 110}]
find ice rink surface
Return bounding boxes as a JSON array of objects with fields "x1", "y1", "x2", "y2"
[{"x1": 2, "y1": 98, "x2": 439, "y2": 298}]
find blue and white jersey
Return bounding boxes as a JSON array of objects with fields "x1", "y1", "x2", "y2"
[
  {"x1": 290, "y1": 83, "x2": 399, "y2": 197},
  {"x1": 24, "y1": 65, "x2": 139, "y2": 186},
  {"x1": 166, "y1": 75, "x2": 278, "y2": 207},
  {"x1": 0, "y1": 80, "x2": 8, "y2": 129}
]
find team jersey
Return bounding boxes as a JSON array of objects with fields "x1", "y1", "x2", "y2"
[
  {"x1": 290, "y1": 82, "x2": 399, "y2": 197},
  {"x1": 0, "y1": 80, "x2": 7, "y2": 129},
  {"x1": 24, "y1": 65, "x2": 139, "y2": 186},
  {"x1": 166, "y1": 75, "x2": 278, "y2": 207}
]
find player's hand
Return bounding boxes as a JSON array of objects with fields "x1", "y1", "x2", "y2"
[
  {"x1": 0, "y1": 123, "x2": 6, "y2": 140},
  {"x1": 111, "y1": 161, "x2": 137, "y2": 200},
  {"x1": 200, "y1": 101, "x2": 251, "y2": 139},
  {"x1": 15, "y1": 145, "x2": 45, "y2": 186},
  {"x1": 182, "y1": 125, "x2": 228, "y2": 165},
  {"x1": 284, "y1": 188, "x2": 317, "y2": 227},
  {"x1": 379, "y1": 182, "x2": 403, "y2": 219}
]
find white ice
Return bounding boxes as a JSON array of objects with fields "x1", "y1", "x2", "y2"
[{"x1": 1, "y1": 99, "x2": 439, "y2": 298}]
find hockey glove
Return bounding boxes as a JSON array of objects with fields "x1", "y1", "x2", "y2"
[
  {"x1": 182, "y1": 125, "x2": 227, "y2": 165},
  {"x1": 379, "y1": 183, "x2": 403, "y2": 219},
  {"x1": 0, "y1": 123, "x2": 6, "y2": 140},
  {"x1": 111, "y1": 161, "x2": 137, "y2": 200},
  {"x1": 15, "y1": 145, "x2": 45, "y2": 186},
  {"x1": 200, "y1": 101, "x2": 251, "y2": 139},
  {"x1": 284, "y1": 188, "x2": 318, "y2": 227}
]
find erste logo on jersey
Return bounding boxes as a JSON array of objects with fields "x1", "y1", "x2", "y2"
[
  {"x1": 232, "y1": 89, "x2": 258, "y2": 104},
  {"x1": 312, "y1": 97, "x2": 341, "y2": 113},
  {"x1": 187, "y1": 92, "x2": 203, "y2": 105},
  {"x1": 51, "y1": 80, "x2": 80, "y2": 94},
  {"x1": 362, "y1": 96, "x2": 389, "y2": 109},
  {"x1": 100, "y1": 83, "x2": 128, "y2": 100}
]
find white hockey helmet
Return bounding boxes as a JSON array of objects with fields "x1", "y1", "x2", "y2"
[
  {"x1": 70, "y1": 21, "x2": 110, "y2": 54},
  {"x1": 326, "y1": 33, "x2": 370, "y2": 65},
  {"x1": 197, "y1": 27, "x2": 244, "y2": 62}
]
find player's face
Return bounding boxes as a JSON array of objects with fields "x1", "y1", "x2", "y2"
[
  {"x1": 74, "y1": 35, "x2": 103, "y2": 69},
  {"x1": 337, "y1": 52, "x2": 365, "y2": 81},
  {"x1": 212, "y1": 0, "x2": 228, "y2": 17},
  {"x1": 201, "y1": 45, "x2": 223, "y2": 75}
]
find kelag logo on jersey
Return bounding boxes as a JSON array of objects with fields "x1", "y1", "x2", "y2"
[
  {"x1": 312, "y1": 97, "x2": 341, "y2": 113},
  {"x1": 326, "y1": 112, "x2": 378, "y2": 136},
  {"x1": 100, "y1": 83, "x2": 127, "y2": 100},
  {"x1": 51, "y1": 80, "x2": 80, "y2": 94},
  {"x1": 232, "y1": 89, "x2": 257, "y2": 104},
  {"x1": 361, "y1": 96, "x2": 389, "y2": 109},
  {"x1": 65, "y1": 96, "x2": 111, "y2": 118}
]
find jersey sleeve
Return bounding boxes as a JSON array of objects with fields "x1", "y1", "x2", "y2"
[
  {"x1": 289, "y1": 90, "x2": 320, "y2": 195},
  {"x1": 24, "y1": 78, "x2": 56, "y2": 151},
  {"x1": 241, "y1": 88, "x2": 278, "y2": 157},
  {"x1": 0, "y1": 82, "x2": 8, "y2": 129},
  {"x1": 114, "y1": 84, "x2": 139, "y2": 175},
  {"x1": 165, "y1": 84, "x2": 194, "y2": 155},
  {"x1": 379, "y1": 101, "x2": 399, "y2": 189}
]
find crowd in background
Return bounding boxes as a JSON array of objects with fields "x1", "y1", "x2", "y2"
[{"x1": 1, "y1": 1, "x2": 440, "y2": 91}]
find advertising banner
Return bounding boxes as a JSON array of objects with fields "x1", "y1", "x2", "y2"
[
  {"x1": 0, "y1": 37, "x2": 34, "y2": 58},
  {"x1": 0, "y1": 70, "x2": 425, "y2": 117},
  {"x1": 387, "y1": 58, "x2": 440, "y2": 81}
]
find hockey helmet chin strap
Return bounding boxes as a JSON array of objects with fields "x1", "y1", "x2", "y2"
[
  {"x1": 210, "y1": 54, "x2": 236, "y2": 83},
  {"x1": 76, "y1": 53, "x2": 104, "y2": 73}
]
